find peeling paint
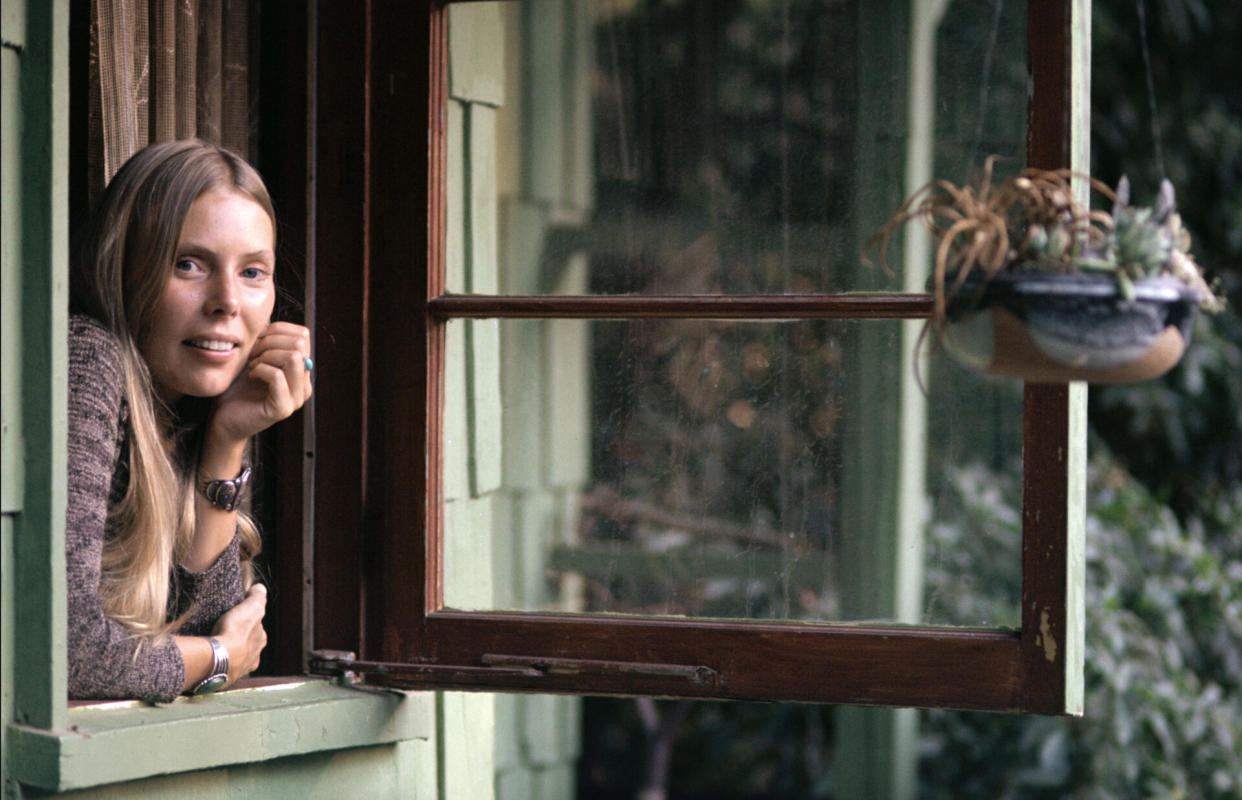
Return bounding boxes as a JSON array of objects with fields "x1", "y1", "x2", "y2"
[{"x1": 1037, "y1": 608, "x2": 1057, "y2": 662}]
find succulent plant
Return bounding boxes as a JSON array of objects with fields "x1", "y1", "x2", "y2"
[
  {"x1": 1074, "y1": 177, "x2": 1225, "y2": 310},
  {"x1": 869, "y1": 160, "x2": 1226, "y2": 323}
]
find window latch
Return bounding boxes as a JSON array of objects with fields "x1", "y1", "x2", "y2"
[
  {"x1": 309, "y1": 649, "x2": 719, "y2": 690},
  {"x1": 309, "y1": 649, "x2": 545, "y2": 688},
  {"x1": 481, "y1": 654, "x2": 719, "y2": 687}
]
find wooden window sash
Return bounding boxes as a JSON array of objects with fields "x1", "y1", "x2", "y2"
[
  {"x1": 428, "y1": 294, "x2": 935, "y2": 320},
  {"x1": 319, "y1": 0, "x2": 1085, "y2": 713}
]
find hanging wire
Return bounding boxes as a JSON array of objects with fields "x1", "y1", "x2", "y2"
[
  {"x1": 1137, "y1": 0, "x2": 1168, "y2": 179},
  {"x1": 969, "y1": 0, "x2": 1006, "y2": 175},
  {"x1": 606, "y1": 0, "x2": 634, "y2": 181},
  {"x1": 777, "y1": 0, "x2": 793, "y2": 275}
]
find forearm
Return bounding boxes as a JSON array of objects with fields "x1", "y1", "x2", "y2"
[
  {"x1": 174, "y1": 634, "x2": 216, "y2": 693},
  {"x1": 182, "y1": 433, "x2": 248, "y2": 572},
  {"x1": 66, "y1": 317, "x2": 186, "y2": 703},
  {"x1": 174, "y1": 583, "x2": 268, "y2": 693}
]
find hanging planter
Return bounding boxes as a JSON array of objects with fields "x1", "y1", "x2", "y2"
[
  {"x1": 871, "y1": 158, "x2": 1226, "y2": 383},
  {"x1": 938, "y1": 270, "x2": 1202, "y2": 383}
]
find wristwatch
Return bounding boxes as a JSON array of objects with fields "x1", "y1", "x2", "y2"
[
  {"x1": 191, "y1": 637, "x2": 230, "y2": 695},
  {"x1": 199, "y1": 466, "x2": 252, "y2": 512}
]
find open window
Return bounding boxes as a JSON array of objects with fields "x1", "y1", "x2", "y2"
[
  {"x1": 7, "y1": 4, "x2": 1089, "y2": 791},
  {"x1": 307, "y1": 0, "x2": 1088, "y2": 714},
  {"x1": 6, "y1": 3, "x2": 430, "y2": 794}
]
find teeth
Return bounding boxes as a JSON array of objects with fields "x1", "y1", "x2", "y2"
[{"x1": 189, "y1": 339, "x2": 235, "y2": 352}]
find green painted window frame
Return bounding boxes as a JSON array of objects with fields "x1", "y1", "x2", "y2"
[
  {"x1": 3, "y1": 2, "x2": 429, "y2": 793},
  {"x1": 333, "y1": 0, "x2": 1089, "y2": 714},
  {"x1": 9, "y1": 682, "x2": 432, "y2": 793},
  {"x1": 4, "y1": 1, "x2": 1091, "y2": 788}
]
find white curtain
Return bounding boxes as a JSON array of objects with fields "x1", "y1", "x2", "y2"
[{"x1": 90, "y1": 0, "x2": 252, "y2": 200}]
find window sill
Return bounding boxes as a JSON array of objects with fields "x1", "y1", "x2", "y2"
[{"x1": 9, "y1": 677, "x2": 433, "y2": 792}]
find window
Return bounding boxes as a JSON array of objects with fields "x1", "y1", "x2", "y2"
[
  {"x1": 10, "y1": 5, "x2": 1089, "y2": 790},
  {"x1": 305, "y1": 0, "x2": 1088, "y2": 714},
  {"x1": 8, "y1": 0, "x2": 1090, "y2": 791},
  {"x1": 4, "y1": 3, "x2": 426, "y2": 793}
]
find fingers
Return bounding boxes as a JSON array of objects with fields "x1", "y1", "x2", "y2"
[
  {"x1": 240, "y1": 624, "x2": 268, "y2": 677},
  {"x1": 247, "y1": 325, "x2": 313, "y2": 406},
  {"x1": 208, "y1": 323, "x2": 311, "y2": 442},
  {"x1": 243, "y1": 585, "x2": 268, "y2": 676},
  {"x1": 246, "y1": 359, "x2": 308, "y2": 420},
  {"x1": 222, "y1": 583, "x2": 267, "y2": 627},
  {"x1": 250, "y1": 323, "x2": 310, "y2": 365},
  {"x1": 258, "y1": 321, "x2": 310, "y2": 343},
  {"x1": 246, "y1": 582, "x2": 268, "y2": 607},
  {"x1": 219, "y1": 584, "x2": 268, "y2": 682},
  {"x1": 250, "y1": 332, "x2": 307, "y2": 359}
]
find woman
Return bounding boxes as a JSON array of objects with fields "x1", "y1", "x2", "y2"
[{"x1": 67, "y1": 139, "x2": 311, "y2": 702}]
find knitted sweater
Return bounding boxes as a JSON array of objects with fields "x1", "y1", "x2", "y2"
[{"x1": 66, "y1": 314, "x2": 243, "y2": 703}]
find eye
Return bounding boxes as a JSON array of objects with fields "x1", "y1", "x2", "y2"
[
  {"x1": 174, "y1": 258, "x2": 202, "y2": 274},
  {"x1": 240, "y1": 265, "x2": 271, "y2": 281}
]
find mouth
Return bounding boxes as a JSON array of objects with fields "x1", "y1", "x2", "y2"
[{"x1": 184, "y1": 338, "x2": 240, "y2": 353}]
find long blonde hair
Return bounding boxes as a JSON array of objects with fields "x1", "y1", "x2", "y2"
[{"x1": 72, "y1": 139, "x2": 272, "y2": 641}]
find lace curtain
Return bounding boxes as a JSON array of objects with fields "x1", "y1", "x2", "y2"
[{"x1": 89, "y1": 0, "x2": 252, "y2": 201}]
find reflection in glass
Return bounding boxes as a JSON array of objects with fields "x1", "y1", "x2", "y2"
[
  {"x1": 587, "y1": 0, "x2": 859, "y2": 295},
  {"x1": 441, "y1": 0, "x2": 1030, "y2": 626},
  {"x1": 441, "y1": 318, "x2": 1019, "y2": 625},
  {"x1": 448, "y1": 0, "x2": 1015, "y2": 297}
]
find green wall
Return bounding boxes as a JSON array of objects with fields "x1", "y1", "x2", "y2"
[
  {"x1": 0, "y1": 1, "x2": 509, "y2": 797},
  {"x1": 444, "y1": 4, "x2": 584, "y2": 798}
]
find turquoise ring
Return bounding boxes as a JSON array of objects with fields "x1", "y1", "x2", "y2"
[{"x1": 304, "y1": 356, "x2": 314, "y2": 372}]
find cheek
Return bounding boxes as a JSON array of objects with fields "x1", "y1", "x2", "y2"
[
  {"x1": 150, "y1": 281, "x2": 198, "y2": 334},
  {"x1": 242, "y1": 289, "x2": 276, "y2": 341},
  {"x1": 256, "y1": 289, "x2": 275, "y2": 327}
]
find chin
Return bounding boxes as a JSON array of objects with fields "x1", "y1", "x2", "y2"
[
  {"x1": 165, "y1": 371, "x2": 242, "y2": 401},
  {"x1": 193, "y1": 380, "x2": 237, "y2": 398}
]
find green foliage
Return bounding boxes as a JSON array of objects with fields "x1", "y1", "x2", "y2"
[
  {"x1": 919, "y1": 460, "x2": 1242, "y2": 799},
  {"x1": 580, "y1": 697, "x2": 837, "y2": 800},
  {"x1": 1090, "y1": 0, "x2": 1242, "y2": 524},
  {"x1": 1092, "y1": 0, "x2": 1242, "y2": 301},
  {"x1": 922, "y1": 463, "x2": 1022, "y2": 628},
  {"x1": 578, "y1": 2, "x2": 1242, "y2": 797},
  {"x1": 1091, "y1": 310, "x2": 1242, "y2": 523}
]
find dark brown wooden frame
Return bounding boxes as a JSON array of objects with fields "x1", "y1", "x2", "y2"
[{"x1": 299, "y1": 0, "x2": 1082, "y2": 713}]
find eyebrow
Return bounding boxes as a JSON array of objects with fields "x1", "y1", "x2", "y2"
[{"x1": 176, "y1": 244, "x2": 276, "y2": 263}]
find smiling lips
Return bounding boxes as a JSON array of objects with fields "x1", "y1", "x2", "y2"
[{"x1": 186, "y1": 338, "x2": 239, "y2": 354}]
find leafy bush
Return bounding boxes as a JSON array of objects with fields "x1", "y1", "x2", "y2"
[{"x1": 919, "y1": 460, "x2": 1242, "y2": 799}]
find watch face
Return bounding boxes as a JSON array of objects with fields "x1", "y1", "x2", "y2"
[
  {"x1": 195, "y1": 673, "x2": 228, "y2": 695},
  {"x1": 217, "y1": 483, "x2": 239, "y2": 507}
]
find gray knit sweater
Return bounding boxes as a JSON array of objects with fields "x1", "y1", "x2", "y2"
[{"x1": 67, "y1": 314, "x2": 243, "y2": 703}]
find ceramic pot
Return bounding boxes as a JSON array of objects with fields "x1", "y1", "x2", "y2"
[{"x1": 938, "y1": 271, "x2": 1200, "y2": 383}]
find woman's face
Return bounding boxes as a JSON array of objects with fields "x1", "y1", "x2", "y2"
[{"x1": 141, "y1": 186, "x2": 276, "y2": 402}]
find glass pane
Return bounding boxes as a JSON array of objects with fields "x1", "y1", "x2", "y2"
[
  {"x1": 446, "y1": 0, "x2": 1029, "y2": 296},
  {"x1": 441, "y1": 317, "x2": 1022, "y2": 626}
]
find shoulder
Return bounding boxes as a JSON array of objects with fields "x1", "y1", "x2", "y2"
[
  {"x1": 69, "y1": 313, "x2": 122, "y2": 359},
  {"x1": 69, "y1": 314, "x2": 125, "y2": 387},
  {"x1": 68, "y1": 314, "x2": 127, "y2": 425}
]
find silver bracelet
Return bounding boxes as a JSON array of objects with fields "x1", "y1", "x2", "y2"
[{"x1": 190, "y1": 637, "x2": 230, "y2": 695}]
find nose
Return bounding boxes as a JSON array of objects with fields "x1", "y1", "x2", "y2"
[{"x1": 207, "y1": 272, "x2": 239, "y2": 316}]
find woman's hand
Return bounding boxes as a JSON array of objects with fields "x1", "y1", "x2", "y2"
[
  {"x1": 211, "y1": 583, "x2": 269, "y2": 687},
  {"x1": 175, "y1": 583, "x2": 268, "y2": 693},
  {"x1": 186, "y1": 322, "x2": 310, "y2": 571},
  {"x1": 208, "y1": 321, "x2": 313, "y2": 446}
]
